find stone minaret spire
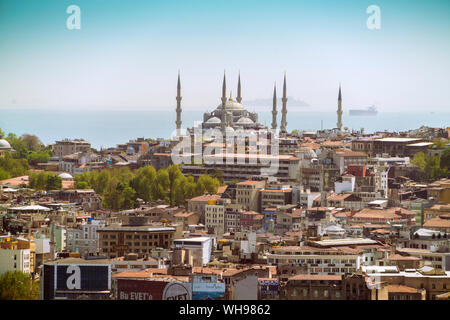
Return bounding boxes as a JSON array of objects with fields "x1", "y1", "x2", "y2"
[
  {"x1": 280, "y1": 72, "x2": 288, "y2": 134},
  {"x1": 337, "y1": 83, "x2": 343, "y2": 132},
  {"x1": 236, "y1": 71, "x2": 242, "y2": 103},
  {"x1": 175, "y1": 70, "x2": 182, "y2": 133},
  {"x1": 271, "y1": 82, "x2": 277, "y2": 130},
  {"x1": 221, "y1": 70, "x2": 227, "y2": 131}
]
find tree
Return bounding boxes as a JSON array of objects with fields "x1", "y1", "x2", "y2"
[
  {"x1": 0, "y1": 271, "x2": 40, "y2": 300},
  {"x1": 46, "y1": 174, "x2": 62, "y2": 190},
  {"x1": 0, "y1": 152, "x2": 29, "y2": 179},
  {"x1": 120, "y1": 183, "x2": 137, "y2": 209},
  {"x1": 441, "y1": 148, "x2": 450, "y2": 171},
  {"x1": 21, "y1": 134, "x2": 44, "y2": 151},
  {"x1": 29, "y1": 172, "x2": 62, "y2": 191},
  {"x1": 6, "y1": 133, "x2": 28, "y2": 158},
  {"x1": 196, "y1": 175, "x2": 220, "y2": 195},
  {"x1": 130, "y1": 166, "x2": 157, "y2": 202},
  {"x1": 76, "y1": 181, "x2": 90, "y2": 189},
  {"x1": 411, "y1": 152, "x2": 427, "y2": 172},
  {"x1": 156, "y1": 169, "x2": 170, "y2": 201},
  {"x1": 27, "y1": 150, "x2": 51, "y2": 165},
  {"x1": 167, "y1": 164, "x2": 183, "y2": 205}
]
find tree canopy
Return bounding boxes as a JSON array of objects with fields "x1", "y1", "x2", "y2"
[
  {"x1": 411, "y1": 150, "x2": 449, "y2": 181},
  {"x1": 74, "y1": 164, "x2": 221, "y2": 211},
  {"x1": 29, "y1": 171, "x2": 62, "y2": 190},
  {"x1": 0, "y1": 271, "x2": 40, "y2": 300}
]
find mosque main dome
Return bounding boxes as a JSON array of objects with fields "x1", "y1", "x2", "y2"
[{"x1": 0, "y1": 139, "x2": 12, "y2": 150}]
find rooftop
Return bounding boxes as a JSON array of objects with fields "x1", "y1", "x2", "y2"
[{"x1": 288, "y1": 274, "x2": 342, "y2": 281}]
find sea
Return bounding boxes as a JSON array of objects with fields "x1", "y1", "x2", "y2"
[{"x1": 0, "y1": 108, "x2": 448, "y2": 149}]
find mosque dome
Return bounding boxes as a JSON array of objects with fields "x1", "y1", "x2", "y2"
[
  {"x1": 216, "y1": 96, "x2": 245, "y2": 111},
  {"x1": 236, "y1": 117, "x2": 254, "y2": 124},
  {"x1": 0, "y1": 139, "x2": 11, "y2": 150},
  {"x1": 58, "y1": 172, "x2": 73, "y2": 180},
  {"x1": 206, "y1": 116, "x2": 221, "y2": 124}
]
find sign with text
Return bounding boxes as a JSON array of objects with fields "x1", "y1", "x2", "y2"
[
  {"x1": 55, "y1": 264, "x2": 110, "y2": 291},
  {"x1": 117, "y1": 279, "x2": 192, "y2": 300},
  {"x1": 192, "y1": 282, "x2": 226, "y2": 300}
]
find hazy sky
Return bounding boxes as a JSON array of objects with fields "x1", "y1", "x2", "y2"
[{"x1": 0, "y1": 0, "x2": 449, "y2": 112}]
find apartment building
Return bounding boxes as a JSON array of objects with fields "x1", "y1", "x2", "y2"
[
  {"x1": 187, "y1": 194, "x2": 221, "y2": 218},
  {"x1": 240, "y1": 211, "x2": 263, "y2": 232},
  {"x1": 267, "y1": 238, "x2": 388, "y2": 280},
  {"x1": 97, "y1": 225, "x2": 176, "y2": 259},
  {"x1": 66, "y1": 220, "x2": 106, "y2": 256},
  {"x1": 260, "y1": 186, "x2": 292, "y2": 210},
  {"x1": 236, "y1": 180, "x2": 265, "y2": 212},
  {"x1": 267, "y1": 246, "x2": 360, "y2": 280},
  {"x1": 424, "y1": 204, "x2": 450, "y2": 222},
  {"x1": 205, "y1": 199, "x2": 228, "y2": 236},
  {"x1": 224, "y1": 203, "x2": 244, "y2": 233},
  {"x1": 362, "y1": 266, "x2": 450, "y2": 300},
  {"x1": 0, "y1": 247, "x2": 31, "y2": 275},
  {"x1": 53, "y1": 139, "x2": 91, "y2": 159},
  {"x1": 332, "y1": 149, "x2": 367, "y2": 175},
  {"x1": 181, "y1": 154, "x2": 300, "y2": 184}
]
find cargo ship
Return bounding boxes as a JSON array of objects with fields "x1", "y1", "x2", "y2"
[{"x1": 348, "y1": 105, "x2": 378, "y2": 116}]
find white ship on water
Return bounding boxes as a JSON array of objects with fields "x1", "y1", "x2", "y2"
[{"x1": 348, "y1": 105, "x2": 378, "y2": 116}]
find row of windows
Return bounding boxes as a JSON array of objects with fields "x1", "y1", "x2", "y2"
[
  {"x1": 290, "y1": 288, "x2": 340, "y2": 298},
  {"x1": 102, "y1": 234, "x2": 170, "y2": 240}
]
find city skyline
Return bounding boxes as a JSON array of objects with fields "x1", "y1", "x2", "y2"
[{"x1": 0, "y1": 0, "x2": 450, "y2": 112}]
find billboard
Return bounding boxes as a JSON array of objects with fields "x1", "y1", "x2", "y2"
[
  {"x1": 117, "y1": 279, "x2": 192, "y2": 300},
  {"x1": 42, "y1": 263, "x2": 111, "y2": 300},
  {"x1": 192, "y1": 282, "x2": 226, "y2": 300}
]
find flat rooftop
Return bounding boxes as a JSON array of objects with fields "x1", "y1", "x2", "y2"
[
  {"x1": 375, "y1": 138, "x2": 422, "y2": 143},
  {"x1": 98, "y1": 226, "x2": 175, "y2": 232},
  {"x1": 174, "y1": 237, "x2": 212, "y2": 243},
  {"x1": 312, "y1": 238, "x2": 378, "y2": 247}
]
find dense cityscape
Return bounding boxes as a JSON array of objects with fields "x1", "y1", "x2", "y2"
[{"x1": 1, "y1": 73, "x2": 449, "y2": 301}]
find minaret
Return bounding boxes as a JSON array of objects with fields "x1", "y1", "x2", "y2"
[
  {"x1": 50, "y1": 223, "x2": 56, "y2": 261},
  {"x1": 280, "y1": 73, "x2": 288, "y2": 134},
  {"x1": 221, "y1": 71, "x2": 227, "y2": 132},
  {"x1": 236, "y1": 72, "x2": 242, "y2": 103},
  {"x1": 271, "y1": 82, "x2": 277, "y2": 130},
  {"x1": 337, "y1": 83, "x2": 343, "y2": 132},
  {"x1": 175, "y1": 71, "x2": 182, "y2": 134}
]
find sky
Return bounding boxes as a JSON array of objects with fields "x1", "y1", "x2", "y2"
[{"x1": 0, "y1": 0, "x2": 449, "y2": 112}]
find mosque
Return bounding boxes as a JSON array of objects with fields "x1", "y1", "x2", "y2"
[
  {"x1": 174, "y1": 71, "x2": 343, "y2": 136},
  {"x1": 175, "y1": 71, "x2": 289, "y2": 134}
]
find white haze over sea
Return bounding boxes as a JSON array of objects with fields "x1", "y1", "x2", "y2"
[{"x1": 0, "y1": 108, "x2": 448, "y2": 150}]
